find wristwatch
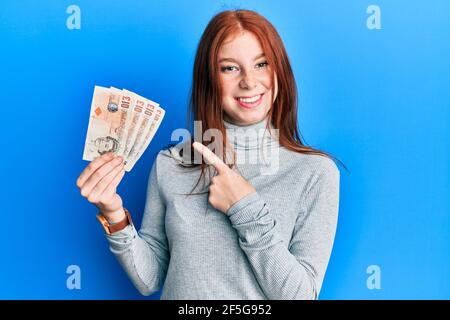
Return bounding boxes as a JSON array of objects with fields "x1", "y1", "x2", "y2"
[{"x1": 96, "y1": 208, "x2": 133, "y2": 235}]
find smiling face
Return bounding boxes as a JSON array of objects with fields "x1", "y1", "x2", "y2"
[{"x1": 218, "y1": 31, "x2": 277, "y2": 126}]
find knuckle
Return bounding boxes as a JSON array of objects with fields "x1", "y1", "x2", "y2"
[
  {"x1": 92, "y1": 170, "x2": 103, "y2": 181},
  {"x1": 86, "y1": 163, "x2": 94, "y2": 172},
  {"x1": 106, "y1": 161, "x2": 117, "y2": 170},
  {"x1": 99, "y1": 194, "x2": 110, "y2": 203},
  {"x1": 98, "y1": 195, "x2": 107, "y2": 204},
  {"x1": 80, "y1": 188, "x2": 88, "y2": 198},
  {"x1": 87, "y1": 194, "x2": 98, "y2": 204}
]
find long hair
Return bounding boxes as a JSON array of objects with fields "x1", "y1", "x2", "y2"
[{"x1": 164, "y1": 9, "x2": 347, "y2": 196}]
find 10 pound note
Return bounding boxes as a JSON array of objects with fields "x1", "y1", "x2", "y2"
[{"x1": 82, "y1": 85, "x2": 165, "y2": 172}]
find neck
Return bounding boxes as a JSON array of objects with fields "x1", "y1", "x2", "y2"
[{"x1": 223, "y1": 116, "x2": 279, "y2": 151}]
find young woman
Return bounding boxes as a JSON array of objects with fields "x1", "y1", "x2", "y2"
[{"x1": 76, "y1": 9, "x2": 342, "y2": 300}]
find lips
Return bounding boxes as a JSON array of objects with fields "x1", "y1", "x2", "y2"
[{"x1": 234, "y1": 93, "x2": 264, "y2": 109}]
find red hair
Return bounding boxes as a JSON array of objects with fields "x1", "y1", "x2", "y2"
[{"x1": 166, "y1": 9, "x2": 346, "y2": 195}]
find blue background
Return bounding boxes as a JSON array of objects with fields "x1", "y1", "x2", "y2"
[{"x1": 1, "y1": 0, "x2": 449, "y2": 299}]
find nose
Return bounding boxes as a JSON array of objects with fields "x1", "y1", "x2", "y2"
[{"x1": 239, "y1": 71, "x2": 257, "y2": 90}]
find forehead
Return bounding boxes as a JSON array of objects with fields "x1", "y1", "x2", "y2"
[{"x1": 218, "y1": 31, "x2": 263, "y2": 58}]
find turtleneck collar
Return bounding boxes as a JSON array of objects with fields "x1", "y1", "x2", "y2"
[{"x1": 223, "y1": 116, "x2": 279, "y2": 150}]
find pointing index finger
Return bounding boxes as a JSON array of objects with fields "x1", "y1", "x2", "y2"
[{"x1": 192, "y1": 142, "x2": 228, "y2": 173}]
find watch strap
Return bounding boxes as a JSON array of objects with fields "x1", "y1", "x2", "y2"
[{"x1": 96, "y1": 208, "x2": 133, "y2": 235}]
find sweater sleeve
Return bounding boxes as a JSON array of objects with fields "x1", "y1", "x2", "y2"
[
  {"x1": 103, "y1": 159, "x2": 170, "y2": 296},
  {"x1": 226, "y1": 161, "x2": 340, "y2": 300}
]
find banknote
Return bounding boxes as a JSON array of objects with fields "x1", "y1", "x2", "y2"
[
  {"x1": 121, "y1": 90, "x2": 160, "y2": 165},
  {"x1": 82, "y1": 86, "x2": 124, "y2": 161},
  {"x1": 125, "y1": 104, "x2": 165, "y2": 171},
  {"x1": 112, "y1": 87, "x2": 135, "y2": 157},
  {"x1": 124, "y1": 99, "x2": 160, "y2": 167},
  {"x1": 82, "y1": 85, "x2": 165, "y2": 171}
]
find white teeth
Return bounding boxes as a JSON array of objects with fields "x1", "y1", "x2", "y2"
[{"x1": 238, "y1": 94, "x2": 261, "y2": 103}]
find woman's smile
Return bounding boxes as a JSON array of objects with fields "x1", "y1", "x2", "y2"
[{"x1": 234, "y1": 93, "x2": 265, "y2": 109}]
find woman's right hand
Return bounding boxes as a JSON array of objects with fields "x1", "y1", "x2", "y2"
[{"x1": 76, "y1": 152, "x2": 127, "y2": 223}]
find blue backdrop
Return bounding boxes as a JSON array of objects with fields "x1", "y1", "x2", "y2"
[{"x1": 1, "y1": 0, "x2": 449, "y2": 299}]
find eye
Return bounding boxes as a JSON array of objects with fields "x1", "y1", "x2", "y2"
[
  {"x1": 256, "y1": 61, "x2": 269, "y2": 69},
  {"x1": 221, "y1": 65, "x2": 239, "y2": 73}
]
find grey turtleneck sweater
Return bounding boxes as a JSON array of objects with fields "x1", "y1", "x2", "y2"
[{"x1": 104, "y1": 117, "x2": 340, "y2": 300}]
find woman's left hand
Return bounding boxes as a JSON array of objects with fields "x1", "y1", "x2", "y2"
[{"x1": 193, "y1": 142, "x2": 256, "y2": 214}]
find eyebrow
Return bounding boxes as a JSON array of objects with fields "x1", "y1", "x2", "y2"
[{"x1": 219, "y1": 53, "x2": 265, "y2": 63}]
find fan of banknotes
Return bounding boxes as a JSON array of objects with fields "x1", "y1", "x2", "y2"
[{"x1": 82, "y1": 85, "x2": 165, "y2": 172}]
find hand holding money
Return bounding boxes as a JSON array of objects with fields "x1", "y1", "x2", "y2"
[
  {"x1": 76, "y1": 152, "x2": 127, "y2": 222},
  {"x1": 82, "y1": 85, "x2": 165, "y2": 172}
]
